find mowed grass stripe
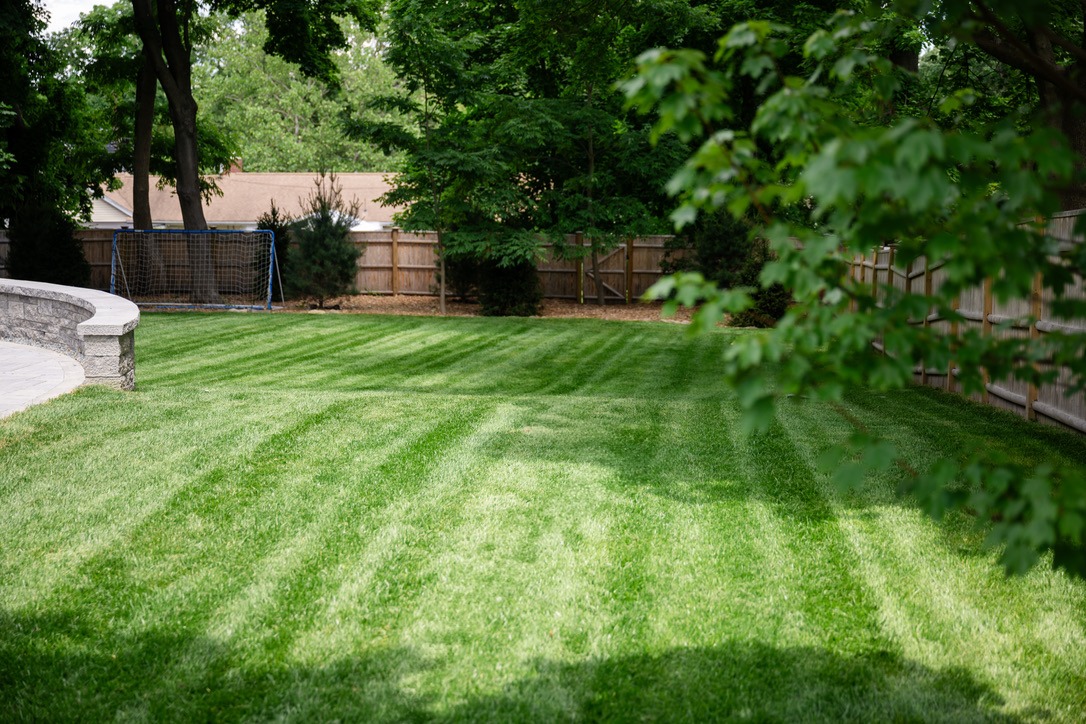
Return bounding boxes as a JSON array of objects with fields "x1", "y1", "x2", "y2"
[
  {"x1": 2, "y1": 312, "x2": 1085, "y2": 721},
  {"x1": 136, "y1": 314, "x2": 730, "y2": 399},
  {"x1": 5, "y1": 395, "x2": 501, "y2": 720},
  {"x1": 779, "y1": 390, "x2": 1086, "y2": 717},
  {"x1": 124, "y1": 401, "x2": 508, "y2": 721},
  {"x1": 0, "y1": 389, "x2": 307, "y2": 603}
]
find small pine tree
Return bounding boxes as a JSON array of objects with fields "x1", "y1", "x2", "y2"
[
  {"x1": 287, "y1": 174, "x2": 363, "y2": 308},
  {"x1": 256, "y1": 201, "x2": 294, "y2": 301}
]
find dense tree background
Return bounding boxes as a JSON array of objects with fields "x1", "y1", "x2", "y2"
[
  {"x1": 371, "y1": 0, "x2": 740, "y2": 311},
  {"x1": 193, "y1": 10, "x2": 403, "y2": 173},
  {"x1": 53, "y1": 1, "x2": 234, "y2": 229},
  {"x1": 128, "y1": 0, "x2": 381, "y2": 233}
]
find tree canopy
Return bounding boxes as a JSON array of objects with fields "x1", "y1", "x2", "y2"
[
  {"x1": 129, "y1": 0, "x2": 380, "y2": 230},
  {"x1": 193, "y1": 9, "x2": 402, "y2": 173},
  {"x1": 1, "y1": 0, "x2": 115, "y2": 222},
  {"x1": 373, "y1": 0, "x2": 725, "y2": 309}
]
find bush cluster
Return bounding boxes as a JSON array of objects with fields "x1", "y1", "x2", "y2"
[
  {"x1": 477, "y1": 260, "x2": 542, "y2": 316},
  {"x1": 666, "y1": 210, "x2": 791, "y2": 328},
  {"x1": 6, "y1": 199, "x2": 90, "y2": 287}
]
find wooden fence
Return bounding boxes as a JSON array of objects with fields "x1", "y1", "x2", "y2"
[
  {"x1": 0, "y1": 229, "x2": 116, "y2": 289},
  {"x1": 0, "y1": 229, "x2": 679, "y2": 302},
  {"x1": 851, "y1": 209, "x2": 1086, "y2": 434},
  {"x1": 353, "y1": 230, "x2": 676, "y2": 302}
]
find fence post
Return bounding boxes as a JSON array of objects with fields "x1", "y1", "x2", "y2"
[
  {"x1": 576, "y1": 231, "x2": 585, "y2": 304},
  {"x1": 625, "y1": 237, "x2": 635, "y2": 304},
  {"x1": 982, "y1": 276, "x2": 993, "y2": 403},
  {"x1": 947, "y1": 294, "x2": 959, "y2": 393},
  {"x1": 921, "y1": 258, "x2": 932, "y2": 386},
  {"x1": 871, "y1": 249, "x2": 879, "y2": 298},
  {"x1": 848, "y1": 254, "x2": 856, "y2": 313},
  {"x1": 1027, "y1": 269, "x2": 1043, "y2": 421},
  {"x1": 391, "y1": 227, "x2": 400, "y2": 295},
  {"x1": 886, "y1": 245, "x2": 895, "y2": 295}
]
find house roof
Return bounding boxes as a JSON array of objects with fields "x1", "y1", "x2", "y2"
[{"x1": 101, "y1": 171, "x2": 403, "y2": 226}]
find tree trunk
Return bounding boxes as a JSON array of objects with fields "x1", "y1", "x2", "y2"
[
  {"x1": 590, "y1": 247, "x2": 605, "y2": 306},
  {"x1": 169, "y1": 93, "x2": 206, "y2": 229},
  {"x1": 132, "y1": 54, "x2": 155, "y2": 230},
  {"x1": 131, "y1": 0, "x2": 217, "y2": 301},
  {"x1": 1052, "y1": 104, "x2": 1086, "y2": 210},
  {"x1": 132, "y1": 53, "x2": 163, "y2": 296}
]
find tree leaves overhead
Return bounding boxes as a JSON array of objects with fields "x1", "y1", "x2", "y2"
[
  {"x1": 628, "y1": 3, "x2": 1086, "y2": 577},
  {"x1": 229, "y1": 0, "x2": 381, "y2": 87},
  {"x1": 0, "y1": 0, "x2": 115, "y2": 221},
  {"x1": 128, "y1": 0, "x2": 381, "y2": 228}
]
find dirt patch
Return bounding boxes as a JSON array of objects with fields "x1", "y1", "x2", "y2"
[{"x1": 281, "y1": 294, "x2": 693, "y2": 324}]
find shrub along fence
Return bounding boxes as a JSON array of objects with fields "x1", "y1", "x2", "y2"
[
  {"x1": 0, "y1": 229, "x2": 678, "y2": 303},
  {"x1": 851, "y1": 209, "x2": 1086, "y2": 433}
]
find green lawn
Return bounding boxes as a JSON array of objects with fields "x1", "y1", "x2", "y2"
[{"x1": 2, "y1": 312, "x2": 1085, "y2": 721}]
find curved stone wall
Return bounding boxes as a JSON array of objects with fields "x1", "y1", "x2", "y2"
[{"x1": 0, "y1": 279, "x2": 140, "y2": 390}]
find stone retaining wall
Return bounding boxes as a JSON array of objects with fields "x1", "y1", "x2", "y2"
[{"x1": 0, "y1": 279, "x2": 140, "y2": 389}]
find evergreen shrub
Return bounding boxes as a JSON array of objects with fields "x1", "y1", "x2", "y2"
[
  {"x1": 478, "y1": 260, "x2": 542, "y2": 316},
  {"x1": 666, "y1": 210, "x2": 791, "y2": 328},
  {"x1": 6, "y1": 199, "x2": 90, "y2": 287},
  {"x1": 286, "y1": 174, "x2": 362, "y2": 308},
  {"x1": 443, "y1": 254, "x2": 481, "y2": 301}
]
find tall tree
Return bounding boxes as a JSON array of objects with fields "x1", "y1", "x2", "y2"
[
  {"x1": 129, "y1": 0, "x2": 380, "y2": 230},
  {"x1": 128, "y1": 0, "x2": 377, "y2": 301},
  {"x1": 376, "y1": 0, "x2": 710, "y2": 312},
  {"x1": 913, "y1": 0, "x2": 1086, "y2": 208},
  {"x1": 53, "y1": 1, "x2": 233, "y2": 229},
  {"x1": 1, "y1": 0, "x2": 114, "y2": 283}
]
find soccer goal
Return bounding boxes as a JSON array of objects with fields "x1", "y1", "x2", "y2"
[{"x1": 110, "y1": 229, "x2": 277, "y2": 310}]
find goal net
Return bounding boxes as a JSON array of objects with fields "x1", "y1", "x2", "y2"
[{"x1": 110, "y1": 230, "x2": 277, "y2": 309}]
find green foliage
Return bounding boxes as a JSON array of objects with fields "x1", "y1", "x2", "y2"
[
  {"x1": 727, "y1": 238, "x2": 792, "y2": 328},
  {"x1": 6, "y1": 198, "x2": 90, "y2": 287},
  {"x1": 442, "y1": 253, "x2": 481, "y2": 302},
  {"x1": 256, "y1": 201, "x2": 293, "y2": 300},
  {"x1": 0, "y1": 0, "x2": 115, "y2": 227},
  {"x1": 376, "y1": 0, "x2": 704, "y2": 276},
  {"x1": 286, "y1": 174, "x2": 362, "y2": 308},
  {"x1": 477, "y1": 260, "x2": 543, "y2": 317},
  {"x1": 666, "y1": 211, "x2": 791, "y2": 327},
  {"x1": 193, "y1": 10, "x2": 403, "y2": 172},
  {"x1": 626, "y1": 7, "x2": 1086, "y2": 576},
  {"x1": 124, "y1": 0, "x2": 381, "y2": 229}
]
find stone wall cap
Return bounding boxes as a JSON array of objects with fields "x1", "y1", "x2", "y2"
[{"x1": 0, "y1": 279, "x2": 140, "y2": 335}]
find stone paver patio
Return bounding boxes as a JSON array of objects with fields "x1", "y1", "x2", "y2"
[{"x1": 0, "y1": 341, "x2": 85, "y2": 419}]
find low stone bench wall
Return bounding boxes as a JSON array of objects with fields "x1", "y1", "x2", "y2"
[{"x1": 0, "y1": 279, "x2": 140, "y2": 390}]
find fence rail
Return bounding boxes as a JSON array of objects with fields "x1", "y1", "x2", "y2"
[
  {"x1": 0, "y1": 229, "x2": 679, "y2": 303},
  {"x1": 850, "y1": 209, "x2": 1086, "y2": 434}
]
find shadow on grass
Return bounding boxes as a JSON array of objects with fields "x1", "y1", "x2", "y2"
[{"x1": 1, "y1": 609, "x2": 1022, "y2": 722}]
